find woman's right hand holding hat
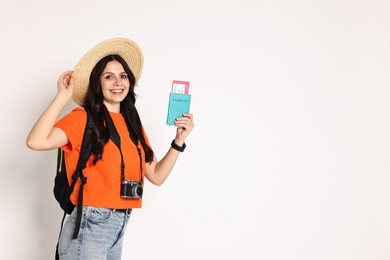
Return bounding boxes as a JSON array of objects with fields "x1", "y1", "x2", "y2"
[{"x1": 57, "y1": 70, "x2": 74, "y2": 102}]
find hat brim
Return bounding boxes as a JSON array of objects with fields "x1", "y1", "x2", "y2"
[{"x1": 72, "y1": 38, "x2": 143, "y2": 107}]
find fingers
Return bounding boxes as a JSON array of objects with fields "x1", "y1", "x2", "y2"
[
  {"x1": 59, "y1": 71, "x2": 72, "y2": 80},
  {"x1": 68, "y1": 73, "x2": 74, "y2": 87},
  {"x1": 174, "y1": 113, "x2": 195, "y2": 131},
  {"x1": 57, "y1": 71, "x2": 75, "y2": 101},
  {"x1": 63, "y1": 71, "x2": 73, "y2": 86},
  {"x1": 182, "y1": 113, "x2": 193, "y2": 120},
  {"x1": 175, "y1": 113, "x2": 193, "y2": 123},
  {"x1": 61, "y1": 70, "x2": 73, "y2": 76},
  {"x1": 58, "y1": 71, "x2": 73, "y2": 85},
  {"x1": 57, "y1": 71, "x2": 74, "y2": 93}
]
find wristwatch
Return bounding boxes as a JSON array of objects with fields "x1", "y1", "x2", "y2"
[{"x1": 171, "y1": 140, "x2": 186, "y2": 152}]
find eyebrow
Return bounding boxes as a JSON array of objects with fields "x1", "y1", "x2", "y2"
[{"x1": 101, "y1": 71, "x2": 127, "y2": 76}]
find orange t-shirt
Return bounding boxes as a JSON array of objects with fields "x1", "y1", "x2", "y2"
[{"x1": 55, "y1": 108, "x2": 150, "y2": 209}]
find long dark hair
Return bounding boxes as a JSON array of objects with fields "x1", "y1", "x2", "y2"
[{"x1": 84, "y1": 54, "x2": 154, "y2": 165}]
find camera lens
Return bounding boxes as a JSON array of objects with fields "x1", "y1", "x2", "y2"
[{"x1": 135, "y1": 186, "x2": 143, "y2": 198}]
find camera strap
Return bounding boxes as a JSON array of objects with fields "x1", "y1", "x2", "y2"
[{"x1": 103, "y1": 108, "x2": 143, "y2": 183}]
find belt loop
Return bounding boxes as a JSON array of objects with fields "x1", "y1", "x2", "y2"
[{"x1": 126, "y1": 208, "x2": 132, "y2": 216}]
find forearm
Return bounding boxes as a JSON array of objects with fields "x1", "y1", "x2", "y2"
[
  {"x1": 147, "y1": 147, "x2": 181, "y2": 186},
  {"x1": 26, "y1": 93, "x2": 69, "y2": 150}
]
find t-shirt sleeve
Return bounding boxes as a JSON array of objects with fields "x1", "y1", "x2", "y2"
[{"x1": 54, "y1": 108, "x2": 87, "y2": 152}]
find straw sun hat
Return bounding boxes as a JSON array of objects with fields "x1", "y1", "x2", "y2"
[{"x1": 72, "y1": 38, "x2": 144, "y2": 106}]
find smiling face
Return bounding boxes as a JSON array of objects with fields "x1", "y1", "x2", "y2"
[{"x1": 100, "y1": 60, "x2": 130, "y2": 112}]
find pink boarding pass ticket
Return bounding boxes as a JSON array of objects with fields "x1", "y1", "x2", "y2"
[{"x1": 171, "y1": 80, "x2": 190, "y2": 94}]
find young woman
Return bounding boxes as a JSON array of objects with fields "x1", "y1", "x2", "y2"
[{"x1": 26, "y1": 38, "x2": 194, "y2": 260}]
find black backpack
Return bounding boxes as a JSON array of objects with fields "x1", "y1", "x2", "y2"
[{"x1": 54, "y1": 109, "x2": 94, "y2": 259}]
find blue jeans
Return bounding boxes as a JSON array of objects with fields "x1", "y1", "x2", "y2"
[{"x1": 58, "y1": 206, "x2": 131, "y2": 260}]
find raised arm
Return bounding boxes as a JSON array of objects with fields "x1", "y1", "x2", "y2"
[
  {"x1": 145, "y1": 114, "x2": 194, "y2": 186},
  {"x1": 26, "y1": 71, "x2": 74, "y2": 151}
]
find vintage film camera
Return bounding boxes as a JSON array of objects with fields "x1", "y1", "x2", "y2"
[{"x1": 121, "y1": 180, "x2": 143, "y2": 199}]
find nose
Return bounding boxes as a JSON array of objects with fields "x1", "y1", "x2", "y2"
[{"x1": 113, "y1": 76, "x2": 121, "y2": 86}]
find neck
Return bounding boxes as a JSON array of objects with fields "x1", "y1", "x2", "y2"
[{"x1": 104, "y1": 102, "x2": 120, "y2": 114}]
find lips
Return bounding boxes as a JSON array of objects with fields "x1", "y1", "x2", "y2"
[{"x1": 111, "y1": 89, "x2": 124, "y2": 94}]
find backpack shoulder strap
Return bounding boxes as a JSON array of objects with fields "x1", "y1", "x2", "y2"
[
  {"x1": 71, "y1": 108, "x2": 94, "y2": 239},
  {"x1": 56, "y1": 108, "x2": 95, "y2": 258},
  {"x1": 78, "y1": 109, "x2": 94, "y2": 170}
]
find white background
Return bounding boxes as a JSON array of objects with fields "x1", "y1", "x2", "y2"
[{"x1": 1, "y1": 0, "x2": 390, "y2": 259}]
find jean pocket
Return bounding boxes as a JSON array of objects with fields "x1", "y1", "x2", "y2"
[
  {"x1": 88, "y1": 207, "x2": 112, "y2": 224},
  {"x1": 58, "y1": 215, "x2": 76, "y2": 256}
]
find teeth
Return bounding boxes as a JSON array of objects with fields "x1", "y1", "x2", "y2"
[{"x1": 111, "y1": 89, "x2": 123, "y2": 93}]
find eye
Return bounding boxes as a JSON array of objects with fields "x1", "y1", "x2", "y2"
[
  {"x1": 104, "y1": 75, "x2": 113, "y2": 80},
  {"x1": 121, "y1": 74, "x2": 128, "y2": 79}
]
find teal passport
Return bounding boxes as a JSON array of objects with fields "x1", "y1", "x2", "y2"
[{"x1": 166, "y1": 93, "x2": 191, "y2": 125}]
